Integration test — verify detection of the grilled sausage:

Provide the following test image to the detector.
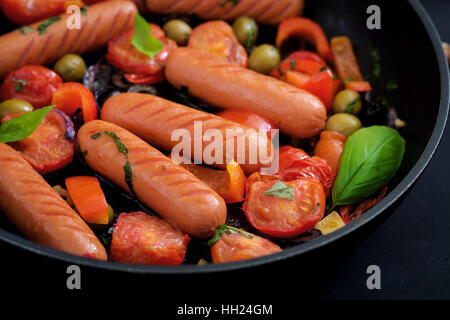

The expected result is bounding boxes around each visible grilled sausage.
[145,0,304,25]
[165,47,327,139]
[78,120,227,238]
[101,93,273,175]
[0,0,137,78]
[0,143,107,260]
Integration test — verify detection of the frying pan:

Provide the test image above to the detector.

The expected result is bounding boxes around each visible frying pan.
[0,0,448,274]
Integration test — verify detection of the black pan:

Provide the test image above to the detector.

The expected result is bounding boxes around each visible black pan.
[0,0,448,274]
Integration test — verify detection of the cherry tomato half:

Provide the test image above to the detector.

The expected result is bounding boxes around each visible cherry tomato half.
[106,23,177,83]
[2,109,75,174]
[243,173,325,238]
[0,66,62,108]
[211,231,282,263]
[110,211,191,265]
[278,146,335,197]
[189,21,248,68]
[51,82,98,122]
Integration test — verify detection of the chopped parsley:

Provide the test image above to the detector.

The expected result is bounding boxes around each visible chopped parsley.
[37,16,61,34]
[11,78,26,92]
[20,26,34,35]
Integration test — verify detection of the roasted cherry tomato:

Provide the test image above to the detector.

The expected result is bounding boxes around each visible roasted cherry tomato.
[314,130,347,173]
[51,82,98,122]
[276,17,333,62]
[110,211,191,265]
[106,23,177,84]
[243,173,325,238]
[2,109,75,174]
[65,176,109,225]
[217,109,278,140]
[0,66,62,108]
[211,231,282,263]
[278,146,335,197]
[285,50,326,65]
[182,160,246,204]
[189,20,248,68]
[0,0,65,26]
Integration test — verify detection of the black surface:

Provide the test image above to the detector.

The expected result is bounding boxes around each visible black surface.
[1,0,450,306]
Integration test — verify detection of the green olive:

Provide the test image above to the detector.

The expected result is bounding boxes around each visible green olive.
[332,89,362,114]
[0,99,33,120]
[163,19,192,45]
[248,44,280,74]
[326,113,362,136]
[53,54,87,81]
[232,16,258,48]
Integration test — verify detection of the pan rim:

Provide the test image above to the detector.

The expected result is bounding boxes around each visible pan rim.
[0,0,448,275]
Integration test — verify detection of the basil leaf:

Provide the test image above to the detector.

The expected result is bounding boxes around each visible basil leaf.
[0,106,55,143]
[131,13,163,60]
[263,180,294,200]
[331,126,405,208]
[80,6,88,16]
[208,225,253,246]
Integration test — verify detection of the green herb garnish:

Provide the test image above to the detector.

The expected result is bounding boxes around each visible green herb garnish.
[80,6,88,16]
[344,78,354,84]
[263,180,294,200]
[37,16,61,34]
[312,202,320,212]
[331,126,405,210]
[345,97,361,114]
[0,106,54,143]
[208,225,253,246]
[90,133,101,140]
[245,21,256,52]
[20,26,34,35]
[370,45,381,79]
[11,78,27,92]
[103,131,128,156]
[131,13,163,60]
[97,131,135,195]
[386,79,399,91]
[320,67,327,72]
[290,60,297,71]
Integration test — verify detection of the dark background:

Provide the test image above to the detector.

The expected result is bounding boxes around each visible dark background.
[1,0,449,307]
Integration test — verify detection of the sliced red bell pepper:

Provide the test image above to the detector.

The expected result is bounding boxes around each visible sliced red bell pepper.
[276,17,333,62]
[330,36,364,82]
[51,82,97,122]
[345,80,372,92]
[339,186,388,224]
[65,176,109,225]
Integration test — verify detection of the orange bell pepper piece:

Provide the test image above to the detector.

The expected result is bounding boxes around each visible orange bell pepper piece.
[65,176,109,225]
[182,160,246,204]
[330,36,364,83]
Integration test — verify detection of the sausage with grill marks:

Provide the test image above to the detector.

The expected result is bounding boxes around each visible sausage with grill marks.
[145,0,304,25]
[165,47,327,139]
[0,0,137,78]
[78,120,227,239]
[0,143,107,260]
[101,93,273,175]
